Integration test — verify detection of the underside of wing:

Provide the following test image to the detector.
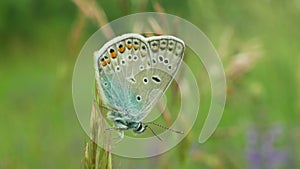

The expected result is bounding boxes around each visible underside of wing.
[130,35,185,121]
[94,34,152,113]
[94,34,185,122]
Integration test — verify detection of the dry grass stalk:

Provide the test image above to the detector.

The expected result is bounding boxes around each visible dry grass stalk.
[83,100,112,169]
[218,27,234,59]
[136,0,149,12]
[152,1,165,13]
[72,0,115,39]
[157,99,172,126]
[148,17,164,35]
[70,13,86,56]
[82,84,113,169]
[226,39,263,80]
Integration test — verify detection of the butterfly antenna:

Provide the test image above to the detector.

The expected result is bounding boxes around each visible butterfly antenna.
[145,125,162,141]
[145,122,184,134]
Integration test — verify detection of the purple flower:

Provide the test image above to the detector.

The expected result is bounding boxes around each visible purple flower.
[246,125,288,169]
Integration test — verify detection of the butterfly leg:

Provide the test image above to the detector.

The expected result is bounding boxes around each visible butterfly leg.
[111,131,124,144]
[106,120,127,144]
[109,130,125,144]
[118,130,124,139]
[105,127,125,144]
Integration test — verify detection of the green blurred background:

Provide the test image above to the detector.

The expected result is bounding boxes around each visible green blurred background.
[1,0,299,168]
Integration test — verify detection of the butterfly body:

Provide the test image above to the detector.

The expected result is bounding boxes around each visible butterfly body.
[94,33,185,136]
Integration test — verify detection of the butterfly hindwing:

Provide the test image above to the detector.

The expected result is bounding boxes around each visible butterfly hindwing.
[128,36,185,121]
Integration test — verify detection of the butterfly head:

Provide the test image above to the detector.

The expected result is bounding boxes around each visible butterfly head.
[133,121,147,134]
[114,118,147,134]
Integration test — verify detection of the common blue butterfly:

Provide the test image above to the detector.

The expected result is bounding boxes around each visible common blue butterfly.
[94,33,185,139]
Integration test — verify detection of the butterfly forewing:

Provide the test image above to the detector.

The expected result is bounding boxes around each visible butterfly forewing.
[94,34,152,113]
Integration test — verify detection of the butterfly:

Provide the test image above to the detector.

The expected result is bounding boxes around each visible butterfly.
[94,33,185,139]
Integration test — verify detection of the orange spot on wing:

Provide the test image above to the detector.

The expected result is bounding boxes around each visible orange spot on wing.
[133,45,139,50]
[110,52,117,58]
[101,61,107,66]
[106,59,111,64]
[126,44,132,49]
[118,47,125,53]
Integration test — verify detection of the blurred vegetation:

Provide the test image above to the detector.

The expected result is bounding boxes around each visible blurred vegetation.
[1,0,299,169]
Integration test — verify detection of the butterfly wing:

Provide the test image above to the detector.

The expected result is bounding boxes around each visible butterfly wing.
[94,34,153,115]
[94,34,185,122]
[128,36,185,121]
